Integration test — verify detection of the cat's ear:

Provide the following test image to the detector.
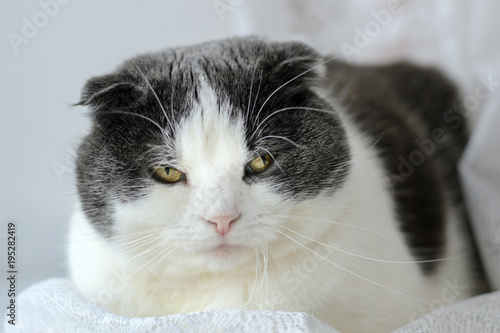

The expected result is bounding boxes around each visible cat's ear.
[77,73,143,111]
[269,41,327,85]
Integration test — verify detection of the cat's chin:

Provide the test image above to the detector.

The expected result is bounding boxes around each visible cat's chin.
[203,244,243,256]
[189,244,256,272]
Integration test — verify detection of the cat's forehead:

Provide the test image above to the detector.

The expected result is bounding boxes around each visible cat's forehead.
[118,37,322,124]
[174,78,249,178]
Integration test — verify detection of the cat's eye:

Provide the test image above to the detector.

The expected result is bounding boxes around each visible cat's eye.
[246,154,272,174]
[151,166,185,183]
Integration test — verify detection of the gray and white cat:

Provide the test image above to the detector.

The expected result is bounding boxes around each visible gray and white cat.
[68,37,486,332]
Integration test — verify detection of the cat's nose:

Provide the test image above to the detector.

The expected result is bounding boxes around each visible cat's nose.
[208,214,239,236]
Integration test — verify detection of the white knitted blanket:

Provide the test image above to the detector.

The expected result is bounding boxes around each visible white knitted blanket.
[4,278,500,333]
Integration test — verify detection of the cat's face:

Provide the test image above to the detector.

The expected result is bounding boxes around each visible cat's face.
[76,37,350,274]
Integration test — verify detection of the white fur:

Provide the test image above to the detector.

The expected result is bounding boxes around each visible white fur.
[68,81,475,333]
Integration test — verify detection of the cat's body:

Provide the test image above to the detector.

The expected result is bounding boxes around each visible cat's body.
[68,37,485,332]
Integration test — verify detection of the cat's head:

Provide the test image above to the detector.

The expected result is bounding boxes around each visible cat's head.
[76,37,350,273]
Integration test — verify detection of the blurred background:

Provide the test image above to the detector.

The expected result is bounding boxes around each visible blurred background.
[1,1,499,330]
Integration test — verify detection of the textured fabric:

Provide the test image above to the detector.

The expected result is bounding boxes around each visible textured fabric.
[460,95,500,290]
[5,279,500,333]
[392,290,500,333]
[5,279,339,333]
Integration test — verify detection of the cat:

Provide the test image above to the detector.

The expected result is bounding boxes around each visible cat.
[68,36,487,333]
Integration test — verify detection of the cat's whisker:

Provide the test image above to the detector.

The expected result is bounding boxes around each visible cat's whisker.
[248,244,263,310]
[132,243,181,295]
[268,214,401,244]
[250,70,264,125]
[92,236,162,260]
[102,227,165,249]
[129,240,180,278]
[278,224,465,265]
[63,227,162,248]
[126,235,175,259]
[132,244,178,284]
[262,225,430,305]
[112,234,160,249]
[64,237,162,267]
[125,142,178,173]
[263,242,269,306]
[250,107,382,172]
[256,135,304,149]
[110,130,134,148]
[136,66,175,133]
[111,234,158,246]
[253,56,340,129]
[250,106,334,142]
[258,244,267,307]
[118,237,168,262]
[110,226,165,240]
[243,247,261,310]
[148,146,178,167]
[170,79,176,121]
[331,131,386,171]
[303,292,316,315]
[255,146,283,173]
[123,145,164,172]
[100,110,171,141]
[245,66,258,125]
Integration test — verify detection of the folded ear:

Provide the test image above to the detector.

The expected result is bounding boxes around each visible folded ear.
[268,41,326,86]
[77,73,143,112]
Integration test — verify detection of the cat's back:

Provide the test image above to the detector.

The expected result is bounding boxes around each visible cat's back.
[326,60,468,159]
[326,60,485,285]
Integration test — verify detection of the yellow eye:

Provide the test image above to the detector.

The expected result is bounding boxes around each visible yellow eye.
[151,166,185,183]
[246,154,272,174]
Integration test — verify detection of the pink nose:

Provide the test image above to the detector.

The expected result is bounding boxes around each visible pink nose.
[208,215,239,236]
